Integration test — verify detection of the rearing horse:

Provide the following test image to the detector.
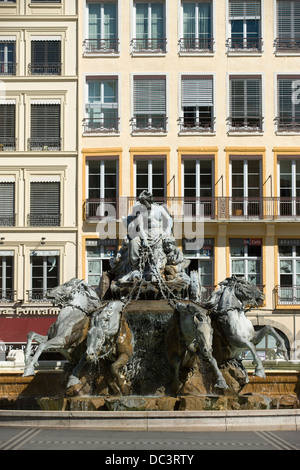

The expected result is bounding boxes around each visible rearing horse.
[203,276,288,379]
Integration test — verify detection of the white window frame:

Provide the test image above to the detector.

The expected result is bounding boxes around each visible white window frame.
[230,239,262,285]
[229,158,262,217]
[84,1,119,55]
[179,0,215,54]
[131,0,168,54]
[134,158,167,198]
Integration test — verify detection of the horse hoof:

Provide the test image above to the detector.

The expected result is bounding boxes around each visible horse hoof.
[253,369,266,379]
[67,375,82,388]
[22,366,35,377]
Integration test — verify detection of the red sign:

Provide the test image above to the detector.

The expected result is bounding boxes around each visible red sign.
[244,238,262,246]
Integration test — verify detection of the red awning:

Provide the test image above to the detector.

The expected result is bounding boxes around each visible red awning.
[0,317,55,343]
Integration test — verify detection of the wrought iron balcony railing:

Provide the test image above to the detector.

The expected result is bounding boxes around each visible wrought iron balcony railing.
[0,138,16,151]
[26,289,53,303]
[178,116,216,133]
[179,37,214,52]
[28,138,61,151]
[83,117,120,134]
[0,289,16,303]
[0,214,15,227]
[131,38,167,53]
[274,38,300,52]
[275,117,300,132]
[84,38,119,54]
[84,199,118,221]
[227,116,264,133]
[28,63,62,75]
[130,116,167,133]
[226,37,263,52]
[27,213,61,227]
[274,285,300,306]
[0,62,16,75]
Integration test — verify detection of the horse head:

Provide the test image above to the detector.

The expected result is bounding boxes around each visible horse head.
[175,302,213,359]
[231,276,265,308]
[47,278,101,314]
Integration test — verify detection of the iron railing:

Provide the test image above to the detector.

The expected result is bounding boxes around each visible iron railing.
[0,214,15,227]
[275,117,300,132]
[0,289,16,303]
[179,37,214,52]
[0,138,16,151]
[227,116,264,132]
[274,285,300,306]
[226,37,263,52]
[0,62,16,75]
[84,199,118,221]
[28,138,61,151]
[84,38,119,54]
[130,116,167,133]
[28,63,62,75]
[83,117,120,134]
[26,289,53,303]
[27,213,61,227]
[131,38,167,53]
[274,38,300,52]
[178,116,216,133]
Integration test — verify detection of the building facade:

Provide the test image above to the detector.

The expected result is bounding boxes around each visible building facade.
[0,0,78,352]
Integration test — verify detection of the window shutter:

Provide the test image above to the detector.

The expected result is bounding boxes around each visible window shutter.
[0,182,15,225]
[229,0,261,18]
[277,0,300,38]
[0,104,15,140]
[278,77,300,117]
[30,182,60,225]
[182,76,213,107]
[31,104,60,139]
[134,76,166,115]
[230,77,261,117]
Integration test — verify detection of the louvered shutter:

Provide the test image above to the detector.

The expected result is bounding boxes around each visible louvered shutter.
[31,104,60,148]
[182,76,213,107]
[134,76,166,115]
[230,77,262,117]
[30,182,60,226]
[278,77,300,118]
[0,182,15,226]
[277,0,300,38]
[229,0,261,18]
[0,104,15,147]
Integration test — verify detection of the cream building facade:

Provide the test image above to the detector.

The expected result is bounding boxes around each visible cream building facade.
[78,0,300,362]
[0,0,78,349]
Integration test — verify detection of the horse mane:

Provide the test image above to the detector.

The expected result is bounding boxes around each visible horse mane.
[203,277,243,313]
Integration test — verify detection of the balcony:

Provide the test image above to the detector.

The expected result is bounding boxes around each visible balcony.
[28,138,61,151]
[179,37,214,53]
[178,116,215,133]
[274,38,300,52]
[130,116,167,133]
[274,285,300,306]
[131,38,167,53]
[84,199,118,222]
[26,289,52,303]
[226,37,263,53]
[84,38,119,54]
[83,117,120,134]
[227,116,263,133]
[0,214,15,227]
[0,289,16,303]
[28,63,62,75]
[275,117,300,133]
[0,62,16,75]
[27,213,61,227]
[0,138,16,151]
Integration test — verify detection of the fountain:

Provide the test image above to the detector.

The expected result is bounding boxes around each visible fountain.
[20,191,299,412]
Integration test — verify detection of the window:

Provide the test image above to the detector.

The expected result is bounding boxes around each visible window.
[180,1,213,52]
[132,75,167,132]
[278,240,300,304]
[183,159,214,217]
[228,0,262,52]
[278,159,300,216]
[0,40,16,75]
[30,40,61,75]
[86,159,118,220]
[133,1,166,52]
[229,76,263,132]
[30,103,61,150]
[276,0,300,51]
[277,76,300,132]
[244,326,289,360]
[0,181,15,226]
[0,1,16,3]
[0,253,14,302]
[180,75,214,132]
[230,238,262,286]
[230,159,262,217]
[31,1,61,3]
[135,159,166,199]
[0,103,16,150]
[30,252,59,301]
[86,2,118,53]
[29,181,60,226]
[85,78,119,133]
[184,238,215,298]
[86,240,117,288]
